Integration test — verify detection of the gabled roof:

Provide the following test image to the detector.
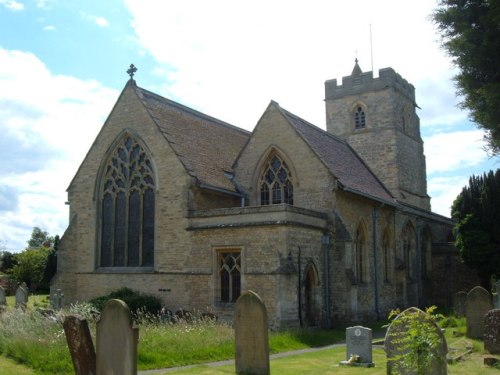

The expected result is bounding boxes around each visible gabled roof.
[274,103,396,205]
[133,83,251,193]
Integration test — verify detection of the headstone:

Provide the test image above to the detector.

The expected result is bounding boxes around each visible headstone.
[234,290,270,375]
[63,315,97,375]
[52,289,64,309]
[340,326,374,367]
[453,291,467,317]
[385,307,447,375]
[466,286,493,339]
[96,299,138,375]
[484,309,500,354]
[0,286,6,306]
[15,284,28,307]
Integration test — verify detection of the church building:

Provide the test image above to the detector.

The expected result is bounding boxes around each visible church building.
[51,62,477,327]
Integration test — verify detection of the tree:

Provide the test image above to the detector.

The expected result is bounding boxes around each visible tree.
[28,227,55,248]
[432,0,500,155]
[451,169,500,288]
[8,227,58,292]
[0,251,18,273]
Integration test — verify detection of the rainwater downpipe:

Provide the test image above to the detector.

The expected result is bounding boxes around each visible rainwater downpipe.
[372,206,381,321]
[322,233,331,328]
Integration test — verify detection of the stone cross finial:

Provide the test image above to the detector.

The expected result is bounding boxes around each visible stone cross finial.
[127,64,137,80]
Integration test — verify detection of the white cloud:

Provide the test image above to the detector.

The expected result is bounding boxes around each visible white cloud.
[0,0,24,11]
[43,25,56,31]
[427,175,466,217]
[0,47,118,251]
[424,130,488,174]
[80,12,109,28]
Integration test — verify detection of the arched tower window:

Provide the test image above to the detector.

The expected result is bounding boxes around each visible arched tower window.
[354,106,366,129]
[355,224,367,284]
[99,135,155,268]
[259,153,293,205]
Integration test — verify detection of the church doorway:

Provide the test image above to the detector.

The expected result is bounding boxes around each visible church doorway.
[304,263,319,326]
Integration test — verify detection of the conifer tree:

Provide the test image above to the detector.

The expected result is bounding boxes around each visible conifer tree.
[451,169,500,288]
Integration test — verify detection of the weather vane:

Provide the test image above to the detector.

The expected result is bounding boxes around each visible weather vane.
[127,64,137,80]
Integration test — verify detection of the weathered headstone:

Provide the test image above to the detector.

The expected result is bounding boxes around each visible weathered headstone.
[63,315,96,375]
[96,299,138,375]
[52,288,64,310]
[466,286,493,339]
[453,291,467,317]
[234,290,270,375]
[15,284,28,307]
[385,307,447,375]
[0,286,6,306]
[484,309,500,354]
[340,326,374,367]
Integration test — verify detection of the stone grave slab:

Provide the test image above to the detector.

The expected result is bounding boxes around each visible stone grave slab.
[0,286,6,306]
[466,286,493,339]
[484,309,500,354]
[340,325,374,367]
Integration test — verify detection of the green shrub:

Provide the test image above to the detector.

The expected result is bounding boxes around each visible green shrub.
[88,287,162,316]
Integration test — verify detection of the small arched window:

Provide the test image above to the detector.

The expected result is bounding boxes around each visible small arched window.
[354,106,366,129]
[259,154,293,205]
[99,135,155,268]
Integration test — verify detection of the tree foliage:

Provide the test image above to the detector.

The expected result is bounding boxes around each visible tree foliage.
[0,251,18,273]
[451,169,500,288]
[432,0,500,155]
[7,227,58,293]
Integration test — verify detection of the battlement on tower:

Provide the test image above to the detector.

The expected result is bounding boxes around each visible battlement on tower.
[325,67,415,102]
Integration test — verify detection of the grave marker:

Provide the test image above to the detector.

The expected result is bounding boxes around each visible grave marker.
[15,284,28,307]
[453,291,467,317]
[484,309,500,354]
[96,299,138,375]
[466,286,493,339]
[234,290,270,375]
[385,307,447,375]
[340,326,374,367]
[63,315,96,375]
[0,286,6,306]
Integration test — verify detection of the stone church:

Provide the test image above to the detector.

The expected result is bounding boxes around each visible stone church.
[51,61,477,328]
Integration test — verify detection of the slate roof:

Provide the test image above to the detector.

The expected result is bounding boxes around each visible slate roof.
[275,103,396,205]
[133,81,394,205]
[134,84,250,193]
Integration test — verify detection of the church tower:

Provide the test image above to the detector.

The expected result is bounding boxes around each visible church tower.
[324,60,430,210]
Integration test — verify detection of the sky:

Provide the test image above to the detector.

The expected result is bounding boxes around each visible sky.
[0,0,498,252]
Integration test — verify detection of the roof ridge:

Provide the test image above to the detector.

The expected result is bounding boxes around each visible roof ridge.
[134,85,251,136]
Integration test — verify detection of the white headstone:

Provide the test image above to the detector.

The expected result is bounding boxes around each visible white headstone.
[343,326,374,366]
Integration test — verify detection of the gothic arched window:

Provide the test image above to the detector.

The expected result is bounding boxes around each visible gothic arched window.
[259,154,293,205]
[354,106,366,129]
[355,225,367,284]
[99,135,155,268]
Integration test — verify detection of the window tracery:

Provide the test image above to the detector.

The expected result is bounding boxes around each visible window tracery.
[218,250,241,303]
[354,106,366,129]
[259,154,293,205]
[99,135,155,268]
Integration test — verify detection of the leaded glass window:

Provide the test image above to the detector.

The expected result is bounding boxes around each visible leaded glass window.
[354,106,366,129]
[355,226,366,283]
[219,250,241,303]
[100,135,155,268]
[259,154,293,205]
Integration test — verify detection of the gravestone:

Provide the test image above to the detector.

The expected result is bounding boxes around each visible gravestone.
[52,289,64,310]
[385,307,447,375]
[63,315,96,375]
[234,290,270,375]
[96,299,138,375]
[453,291,467,317]
[466,286,493,339]
[15,284,28,307]
[0,286,6,306]
[340,326,374,367]
[484,309,500,354]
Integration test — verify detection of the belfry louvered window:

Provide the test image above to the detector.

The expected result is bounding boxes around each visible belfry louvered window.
[259,154,293,205]
[100,135,155,268]
[354,106,366,129]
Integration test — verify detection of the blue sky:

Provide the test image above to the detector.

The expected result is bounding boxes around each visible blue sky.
[0,0,498,252]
